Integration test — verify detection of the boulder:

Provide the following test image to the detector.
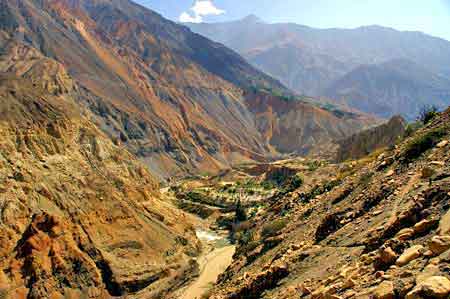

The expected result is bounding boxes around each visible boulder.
[438,210,450,235]
[342,278,356,289]
[396,245,424,266]
[413,219,438,234]
[378,247,397,266]
[421,276,450,298]
[385,170,395,177]
[396,228,415,241]
[436,140,449,148]
[430,161,445,166]
[438,249,450,262]
[406,276,450,299]
[416,264,441,285]
[429,235,450,255]
[405,288,422,299]
[0,271,9,294]
[311,284,340,299]
[373,281,395,299]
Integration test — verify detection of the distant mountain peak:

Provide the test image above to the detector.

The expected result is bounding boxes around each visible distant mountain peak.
[241,14,264,24]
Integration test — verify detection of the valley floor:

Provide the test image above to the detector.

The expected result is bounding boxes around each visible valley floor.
[180,240,235,299]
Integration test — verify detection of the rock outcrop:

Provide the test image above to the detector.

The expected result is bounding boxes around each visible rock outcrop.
[0,58,199,298]
[336,115,407,162]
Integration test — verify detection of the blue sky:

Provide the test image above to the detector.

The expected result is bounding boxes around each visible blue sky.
[136,0,450,41]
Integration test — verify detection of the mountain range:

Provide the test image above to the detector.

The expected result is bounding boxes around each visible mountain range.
[187,16,450,120]
[0,0,375,180]
[1,1,450,298]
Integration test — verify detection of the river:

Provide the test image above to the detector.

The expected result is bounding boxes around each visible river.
[180,229,235,299]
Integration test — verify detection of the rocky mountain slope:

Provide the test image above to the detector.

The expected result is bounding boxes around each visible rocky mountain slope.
[187,18,450,119]
[189,108,450,298]
[336,115,407,162]
[0,49,201,298]
[0,0,376,180]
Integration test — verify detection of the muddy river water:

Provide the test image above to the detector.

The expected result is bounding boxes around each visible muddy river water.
[180,229,235,299]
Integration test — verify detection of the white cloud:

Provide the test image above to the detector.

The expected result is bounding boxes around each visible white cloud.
[179,0,225,23]
[179,12,202,23]
[191,0,225,16]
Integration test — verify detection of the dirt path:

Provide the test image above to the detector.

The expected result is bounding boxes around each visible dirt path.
[181,245,235,299]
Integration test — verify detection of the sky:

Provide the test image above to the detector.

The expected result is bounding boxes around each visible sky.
[135,0,450,41]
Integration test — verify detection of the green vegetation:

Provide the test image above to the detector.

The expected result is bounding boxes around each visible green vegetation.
[235,199,247,222]
[270,171,290,185]
[232,221,254,247]
[288,175,304,189]
[248,85,301,102]
[404,121,423,137]
[261,181,276,190]
[307,160,322,171]
[176,201,214,219]
[320,103,358,119]
[418,105,439,125]
[178,190,230,211]
[359,172,374,187]
[281,174,304,193]
[219,178,277,198]
[298,179,342,203]
[402,127,447,163]
[261,219,288,238]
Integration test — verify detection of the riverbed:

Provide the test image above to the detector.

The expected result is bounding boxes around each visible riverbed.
[180,229,235,299]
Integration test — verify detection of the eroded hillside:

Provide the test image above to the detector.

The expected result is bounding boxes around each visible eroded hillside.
[0,52,200,298]
[176,109,450,299]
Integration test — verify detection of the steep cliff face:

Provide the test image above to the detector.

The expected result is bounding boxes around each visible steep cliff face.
[336,115,407,162]
[244,90,377,154]
[0,50,199,298]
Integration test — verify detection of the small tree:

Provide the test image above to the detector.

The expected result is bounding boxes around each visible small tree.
[235,199,247,222]
[418,105,439,125]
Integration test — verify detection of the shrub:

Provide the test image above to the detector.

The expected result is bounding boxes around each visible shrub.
[402,127,447,163]
[261,219,287,238]
[288,175,303,189]
[232,221,253,245]
[271,171,289,185]
[282,174,304,193]
[235,199,247,222]
[404,122,423,137]
[261,181,275,190]
[359,172,374,187]
[307,160,322,171]
[237,229,254,245]
[298,179,341,203]
[418,105,439,124]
